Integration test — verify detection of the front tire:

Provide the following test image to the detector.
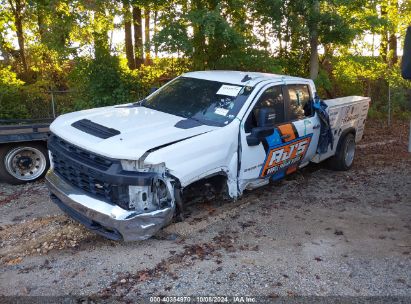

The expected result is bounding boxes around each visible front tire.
[328,133,356,171]
[0,142,50,184]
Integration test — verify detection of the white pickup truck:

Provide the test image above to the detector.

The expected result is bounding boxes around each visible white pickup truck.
[46,71,370,241]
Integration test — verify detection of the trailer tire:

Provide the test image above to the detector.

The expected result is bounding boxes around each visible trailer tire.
[0,142,49,185]
[328,133,356,171]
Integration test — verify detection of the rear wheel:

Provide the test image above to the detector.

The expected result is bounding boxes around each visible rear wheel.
[328,133,356,171]
[0,143,49,184]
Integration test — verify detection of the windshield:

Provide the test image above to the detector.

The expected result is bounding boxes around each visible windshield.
[142,77,254,127]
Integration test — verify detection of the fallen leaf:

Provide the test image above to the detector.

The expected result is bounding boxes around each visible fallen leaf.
[6,257,23,265]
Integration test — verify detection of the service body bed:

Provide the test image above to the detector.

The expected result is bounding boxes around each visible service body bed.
[312,96,370,163]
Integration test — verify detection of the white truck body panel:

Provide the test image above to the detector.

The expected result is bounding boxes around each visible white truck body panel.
[145,121,239,192]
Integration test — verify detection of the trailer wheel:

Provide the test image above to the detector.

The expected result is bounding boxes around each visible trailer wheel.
[0,143,49,184]
[328,133,356,171]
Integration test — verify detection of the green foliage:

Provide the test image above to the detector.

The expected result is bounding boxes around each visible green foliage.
[133,57,191,96]
[314,69,333,95]
[152,19,192,55]
[0,65,60,119]
[214,48,283,73]
[69,52,137,109]
[0,0,409,121]
[0,66,27,119]
[22,80,56,118]
[321,55,411,118]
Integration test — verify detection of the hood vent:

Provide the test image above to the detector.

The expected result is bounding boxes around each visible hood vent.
[71,119,120,139]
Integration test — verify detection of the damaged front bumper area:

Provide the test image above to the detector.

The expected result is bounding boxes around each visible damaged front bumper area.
[46,134,176,241]
[46,170,175,241]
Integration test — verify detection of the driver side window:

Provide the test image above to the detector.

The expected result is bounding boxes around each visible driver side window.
[244,85,285,133]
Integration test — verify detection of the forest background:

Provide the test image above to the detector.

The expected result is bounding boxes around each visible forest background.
[0,0,410,120]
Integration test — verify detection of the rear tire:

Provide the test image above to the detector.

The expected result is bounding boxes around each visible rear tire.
[328,133,356,171]
[0,142,49,185]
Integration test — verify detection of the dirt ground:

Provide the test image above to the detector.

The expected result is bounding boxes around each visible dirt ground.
[0,120,410,299]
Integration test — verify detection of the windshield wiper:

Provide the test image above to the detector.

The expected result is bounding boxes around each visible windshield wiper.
[187,116,204,124]
[176,112,203,124]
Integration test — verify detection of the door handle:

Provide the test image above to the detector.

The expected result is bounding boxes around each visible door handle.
[281,134,291,139]
[313,124,321,129]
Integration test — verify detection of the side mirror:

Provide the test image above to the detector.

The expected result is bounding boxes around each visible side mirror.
[257,107,277,128]
[246,107,276,146]
[246,127,275,146]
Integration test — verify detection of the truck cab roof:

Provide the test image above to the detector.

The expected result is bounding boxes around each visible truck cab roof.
[182,70,311,87]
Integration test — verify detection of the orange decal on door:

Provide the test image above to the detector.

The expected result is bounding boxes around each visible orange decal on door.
[260,135,312,178]
[277,123,298,142]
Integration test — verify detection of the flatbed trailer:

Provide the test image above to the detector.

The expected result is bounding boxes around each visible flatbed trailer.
[0,118,53,184]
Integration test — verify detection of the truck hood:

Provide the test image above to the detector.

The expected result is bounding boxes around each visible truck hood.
[50,105,218,160]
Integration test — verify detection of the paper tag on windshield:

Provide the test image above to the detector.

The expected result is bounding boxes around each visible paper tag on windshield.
[215,107,229,116]
[216,85,242,97]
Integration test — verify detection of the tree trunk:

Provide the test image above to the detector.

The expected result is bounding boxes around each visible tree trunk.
[144,8,151,64]
[36,2,57,82]
[133,6,143,68]
[388,0,398,65]
[205,0,222,69]
[192,0,206,70]
[309,0,320,80]
[9,0,28,74]
[153,10,158,58]
[322,45,335,99]
[278,28,283,55]
[123,1,135,69]
[388,32,397,64]
[93,10,110,59]
[192,26,205,70]
[263,24,268,53]
[380,4,388,62]
[309,34,319,80]
[37,6,46,44]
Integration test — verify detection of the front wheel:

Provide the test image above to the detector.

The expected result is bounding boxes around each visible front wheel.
[0,143,50,184]
[328,133,356,171]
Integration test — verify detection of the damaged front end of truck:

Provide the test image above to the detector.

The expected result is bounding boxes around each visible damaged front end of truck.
[46,134,177,241]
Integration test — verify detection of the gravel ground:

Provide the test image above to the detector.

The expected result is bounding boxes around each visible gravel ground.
[0,120,410,299]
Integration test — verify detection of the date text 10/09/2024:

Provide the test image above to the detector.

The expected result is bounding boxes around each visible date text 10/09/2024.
[149,296,257,303]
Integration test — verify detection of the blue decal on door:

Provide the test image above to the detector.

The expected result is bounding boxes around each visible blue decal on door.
[260,122,313,180]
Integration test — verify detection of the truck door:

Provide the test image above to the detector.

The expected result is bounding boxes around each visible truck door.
[239,83,320,187]
[284,83,320,166]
